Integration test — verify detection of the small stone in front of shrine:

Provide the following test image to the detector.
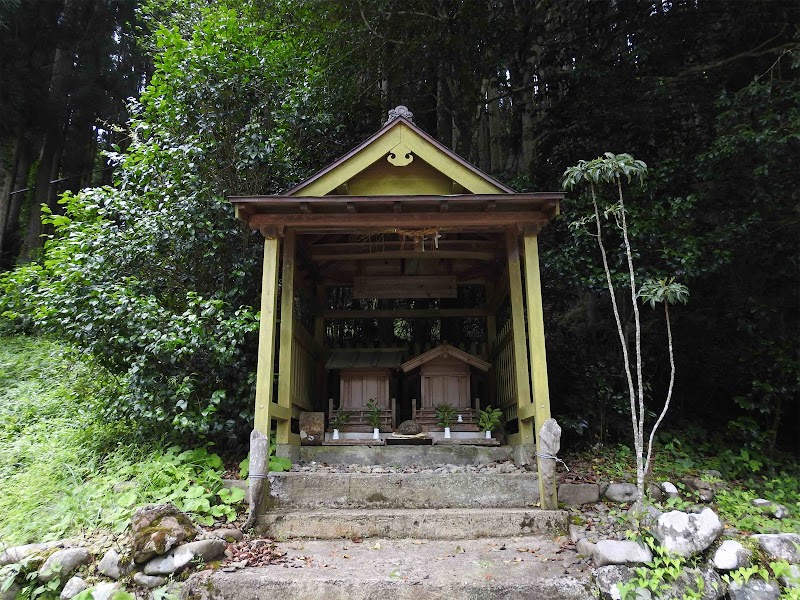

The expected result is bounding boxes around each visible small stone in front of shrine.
[395,420,422,435]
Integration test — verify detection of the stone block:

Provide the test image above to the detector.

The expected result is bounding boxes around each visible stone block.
[655,508,723,557]
[559,483,600,506]
[604,483,638,503]
[592,540,652,567]
[300,411,325,445]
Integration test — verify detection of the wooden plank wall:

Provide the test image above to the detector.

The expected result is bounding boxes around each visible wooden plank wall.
[491,318,516,424]
[291,319,318,416]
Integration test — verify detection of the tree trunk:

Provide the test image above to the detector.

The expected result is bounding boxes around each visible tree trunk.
[436,61,453,147]
[20,42,71,260]
[0,136,18,262]
[2,137,34,268]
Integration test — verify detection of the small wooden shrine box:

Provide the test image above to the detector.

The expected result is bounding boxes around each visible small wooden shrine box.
[325,348,404,431]
[400,344,490,429]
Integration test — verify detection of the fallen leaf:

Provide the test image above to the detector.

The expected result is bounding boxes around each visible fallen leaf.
[372,542,381,550]
[352,537,363,543]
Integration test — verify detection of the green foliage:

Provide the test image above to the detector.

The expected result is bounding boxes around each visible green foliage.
[562,152,648,190]
[435,403,456,428]
[365,400,383,429]
[477,405,503,432]
[237,434,291,478]
[617,539,690,600]
[0,2,356,440]
[329,410,350,430]
[714,485,800,535]
[0,556,61,600]
[0,336,246,544]
[638,278,689,309]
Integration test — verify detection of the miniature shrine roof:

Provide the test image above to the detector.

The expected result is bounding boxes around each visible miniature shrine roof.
[325,348,406,370]
[400,343,491,373]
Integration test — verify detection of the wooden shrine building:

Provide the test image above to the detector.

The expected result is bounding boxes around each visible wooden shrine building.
[231,106,563,475]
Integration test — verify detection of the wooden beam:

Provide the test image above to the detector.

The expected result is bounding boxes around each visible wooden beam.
[248,212,549,230]
[323,308,487,319]
[311,240,499,253]
[311,249,495,261]
[487,265,510,313]
[269,402,291,422]
[505,227,534,446]
[233,193,562,209]
[523,232,554,507]
[254,237,281,436]
[523,233,551,422]
[276,229,297,446]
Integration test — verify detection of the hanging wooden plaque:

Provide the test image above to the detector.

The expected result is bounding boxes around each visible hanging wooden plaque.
[353,276,457,299]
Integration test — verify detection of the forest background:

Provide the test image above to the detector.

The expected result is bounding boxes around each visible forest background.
[0,0,797,462]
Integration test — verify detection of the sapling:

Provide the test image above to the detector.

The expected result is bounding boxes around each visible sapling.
[563,153,689,508]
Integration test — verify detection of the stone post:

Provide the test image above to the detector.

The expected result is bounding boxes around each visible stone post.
[244,429,269,530]
[539,418,561,510]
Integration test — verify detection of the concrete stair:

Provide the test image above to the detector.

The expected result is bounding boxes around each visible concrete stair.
[257,507,567,540]
[268,471,539,509]
[183,447,587,599]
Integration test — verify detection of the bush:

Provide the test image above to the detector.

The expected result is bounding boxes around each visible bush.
[0,336,247,545]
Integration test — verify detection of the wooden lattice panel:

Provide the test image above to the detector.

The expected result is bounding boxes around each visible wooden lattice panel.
[353,276,457,299]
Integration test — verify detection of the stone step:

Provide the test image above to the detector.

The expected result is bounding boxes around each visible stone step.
[183,536,592,600]
[256,507,567,540]
[297,444,517,467]
[268,472,539,509]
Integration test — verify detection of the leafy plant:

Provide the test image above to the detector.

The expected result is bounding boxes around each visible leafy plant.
[0,557,62,600]
[237,433,291,478]
[329,410,350,430]
[563,153,689,508]
[617,539,692,600]
[365,399,383,429]
[435,403,455,428]
[478,405,503,432]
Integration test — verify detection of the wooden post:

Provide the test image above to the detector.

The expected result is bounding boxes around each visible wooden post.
[485,282,497,350]
[522,232,551,424]
[523,230,555,508]
[505,227,534,446]
[314,284,326,413]
[253,234,281,437]
[277,229,297,445]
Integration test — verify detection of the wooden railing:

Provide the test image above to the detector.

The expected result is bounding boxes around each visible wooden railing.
[290,319,318,416]
[491,318,517,424]
[327,397,396,431]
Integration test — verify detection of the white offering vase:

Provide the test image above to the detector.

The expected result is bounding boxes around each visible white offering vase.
[372,428,380,440]
[332,429,340,440]
[444,427,451,438]
[485,430,492,439]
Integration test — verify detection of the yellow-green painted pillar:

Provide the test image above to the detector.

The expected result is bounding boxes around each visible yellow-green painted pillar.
[253,233,281,437]
[276,229,298,446]
[505,227,534,446]
[522,230,556,508]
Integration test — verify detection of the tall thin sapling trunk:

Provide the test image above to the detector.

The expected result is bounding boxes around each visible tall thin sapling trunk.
[563,153,689,507]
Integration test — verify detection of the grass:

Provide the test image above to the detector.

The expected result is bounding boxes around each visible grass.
[563,436,800,535]
[0,335,245,547]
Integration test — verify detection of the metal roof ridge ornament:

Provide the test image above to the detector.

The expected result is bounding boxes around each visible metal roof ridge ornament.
[385,105,413,124]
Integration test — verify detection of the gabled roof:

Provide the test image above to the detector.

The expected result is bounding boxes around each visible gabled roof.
[325,348,405,370]
[400,343,491,373]
[285,107,515,197]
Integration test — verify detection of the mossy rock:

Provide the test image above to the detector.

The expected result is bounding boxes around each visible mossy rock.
[131,503,199,564]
